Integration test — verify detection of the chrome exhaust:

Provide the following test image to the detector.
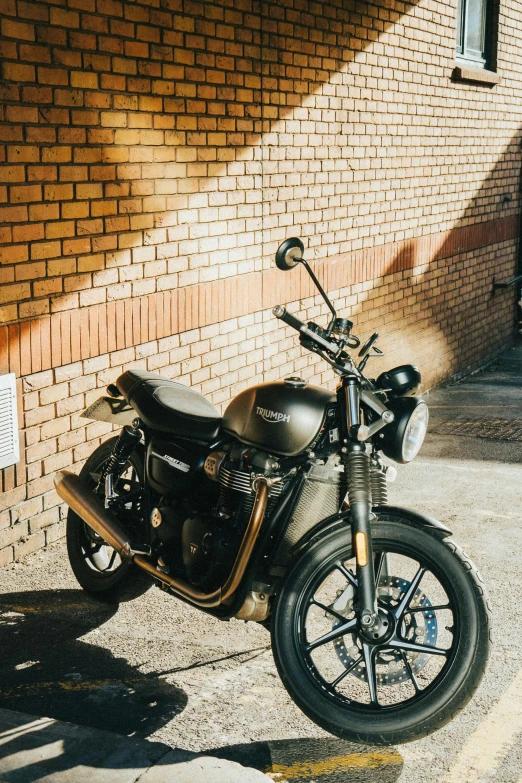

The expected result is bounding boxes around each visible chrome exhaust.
[54,470,269,609]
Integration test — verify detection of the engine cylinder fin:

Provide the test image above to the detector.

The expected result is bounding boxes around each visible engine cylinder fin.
[219,466,252,494]
[219,466,285,496]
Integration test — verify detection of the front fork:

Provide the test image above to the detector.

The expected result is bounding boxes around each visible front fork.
[342,377,387,640]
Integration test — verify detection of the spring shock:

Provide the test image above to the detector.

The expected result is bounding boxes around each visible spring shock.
[370,460,388,506]
[97,425,141,504]
[347,449,372,506]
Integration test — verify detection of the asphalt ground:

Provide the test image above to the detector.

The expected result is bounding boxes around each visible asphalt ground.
[1,343,522,782]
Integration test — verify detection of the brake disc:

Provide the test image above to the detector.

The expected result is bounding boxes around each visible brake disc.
[331,576,438,686]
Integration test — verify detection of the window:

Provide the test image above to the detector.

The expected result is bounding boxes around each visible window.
[456,0,492,68]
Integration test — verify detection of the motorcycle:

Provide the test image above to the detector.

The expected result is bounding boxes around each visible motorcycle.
[54,237,491,745]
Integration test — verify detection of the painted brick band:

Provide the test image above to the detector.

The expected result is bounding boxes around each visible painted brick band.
[0,215,517,378]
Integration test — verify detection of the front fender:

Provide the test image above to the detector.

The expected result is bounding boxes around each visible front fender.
[372,505,452,536]
[290,504,452,563]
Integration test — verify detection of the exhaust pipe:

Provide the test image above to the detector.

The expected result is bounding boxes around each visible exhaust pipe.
[54,470,269,609]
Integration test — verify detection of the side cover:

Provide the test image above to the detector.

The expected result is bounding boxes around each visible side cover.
[146,434,206,494]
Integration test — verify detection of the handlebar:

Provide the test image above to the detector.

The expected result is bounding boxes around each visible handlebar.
[272,306,339,354]
[272,305,305,332]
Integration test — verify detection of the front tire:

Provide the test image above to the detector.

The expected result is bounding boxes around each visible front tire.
[67,437,153,603]
[271,515,491,745]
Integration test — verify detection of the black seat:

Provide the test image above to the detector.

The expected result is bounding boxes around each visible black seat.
[116,369,221,442]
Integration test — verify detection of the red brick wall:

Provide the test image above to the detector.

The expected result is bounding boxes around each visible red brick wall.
[0,0,521,563]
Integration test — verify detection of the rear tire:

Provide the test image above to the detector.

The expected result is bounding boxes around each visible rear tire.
[271,515,491,745]
[67,437,153,603]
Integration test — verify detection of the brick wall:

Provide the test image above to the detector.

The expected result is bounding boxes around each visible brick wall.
[1,0,521,564]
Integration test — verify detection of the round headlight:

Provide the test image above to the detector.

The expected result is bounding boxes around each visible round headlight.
[378,398,429,464]
[401,401,429,462]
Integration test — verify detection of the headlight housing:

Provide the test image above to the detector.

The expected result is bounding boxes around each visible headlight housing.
[378,397,429,463]
[376,364,421,397]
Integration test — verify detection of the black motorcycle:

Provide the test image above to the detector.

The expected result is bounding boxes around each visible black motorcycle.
[55,237,491,745]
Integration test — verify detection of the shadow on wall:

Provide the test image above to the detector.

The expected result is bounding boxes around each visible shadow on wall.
[271,130,521,394]
[331,128,519,376]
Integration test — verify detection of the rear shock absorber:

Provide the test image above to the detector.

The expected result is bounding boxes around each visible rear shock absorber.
[97,424,142,507]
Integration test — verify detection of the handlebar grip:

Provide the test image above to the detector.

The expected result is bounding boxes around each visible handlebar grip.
[272,305,305,332]
[273,305,340,354]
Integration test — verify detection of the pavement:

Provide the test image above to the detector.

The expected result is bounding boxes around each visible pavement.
[0,341,521,782]
[0,708,271,783]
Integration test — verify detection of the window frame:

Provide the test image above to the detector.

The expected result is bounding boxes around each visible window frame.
[455,0,493,70]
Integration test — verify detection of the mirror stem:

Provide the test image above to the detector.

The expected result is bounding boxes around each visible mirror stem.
[299,258,337,327]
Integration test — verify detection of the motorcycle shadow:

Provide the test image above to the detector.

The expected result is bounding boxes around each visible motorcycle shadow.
[0,589,187,737]
[0,590,404,783]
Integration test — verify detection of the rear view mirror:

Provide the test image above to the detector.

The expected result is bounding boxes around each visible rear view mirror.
[275,237,304,271]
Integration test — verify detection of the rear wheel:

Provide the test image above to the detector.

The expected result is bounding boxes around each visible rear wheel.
[271,516,491,745]
[67,437,153,603]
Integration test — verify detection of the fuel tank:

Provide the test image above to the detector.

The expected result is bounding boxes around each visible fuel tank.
[222,378,335,457]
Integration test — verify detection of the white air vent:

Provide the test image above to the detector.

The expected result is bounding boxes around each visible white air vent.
[0,373,20,470]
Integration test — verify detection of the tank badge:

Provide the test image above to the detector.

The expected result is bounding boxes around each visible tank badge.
[152,451,190,472]
[256,406,290,424]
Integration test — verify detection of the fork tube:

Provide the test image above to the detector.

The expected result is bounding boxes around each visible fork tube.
[343,377,379,631]
[345,376,360,433]
[348,443,379,628]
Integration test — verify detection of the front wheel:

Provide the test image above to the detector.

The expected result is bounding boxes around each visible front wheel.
[271,515,491,745]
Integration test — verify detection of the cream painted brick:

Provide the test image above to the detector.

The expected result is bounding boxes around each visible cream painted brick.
[147,352,170,370]
[1,521,29,547]
[25,403,56,428]
[46,519,66,544]
[135,341,158,359]
[54,363,83,383]
[14,531,46,561]
[83,354,111,374]
[69,375,96,396]
[23,370,54,392]
[56,395,84,417]
[0,546,14,568]
[30,507,61,533]
[39,382,69,406]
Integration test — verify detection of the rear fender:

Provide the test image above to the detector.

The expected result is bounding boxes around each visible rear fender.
[82,396,136,426]
[289,504,452,563]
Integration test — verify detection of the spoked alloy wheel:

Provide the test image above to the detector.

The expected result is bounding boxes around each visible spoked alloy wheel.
[67,437,153,603]
[78,463,139,576]
[272,516,491,745]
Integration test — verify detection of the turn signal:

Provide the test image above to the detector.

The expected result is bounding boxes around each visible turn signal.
[355,532,368,567]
